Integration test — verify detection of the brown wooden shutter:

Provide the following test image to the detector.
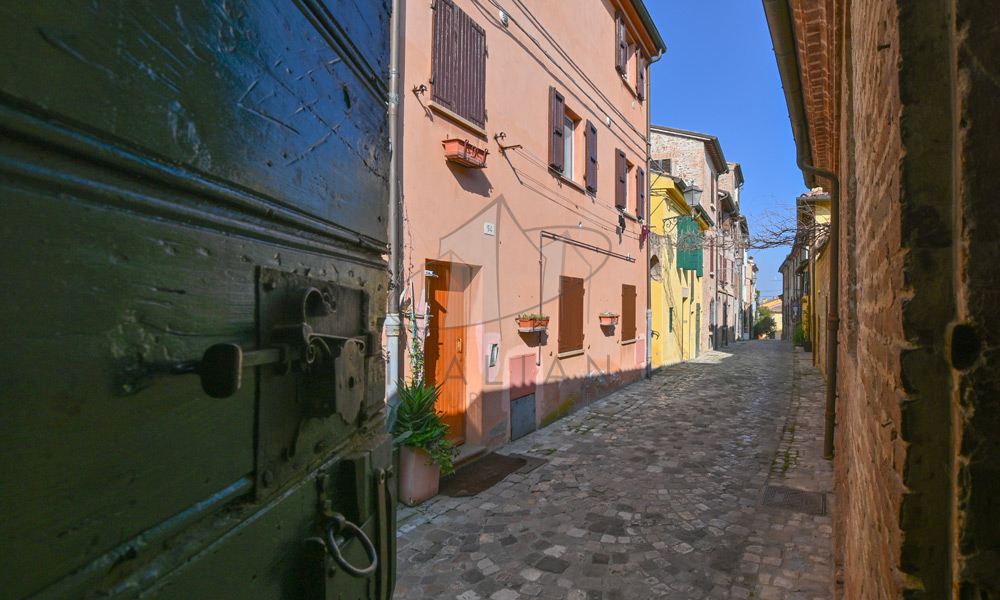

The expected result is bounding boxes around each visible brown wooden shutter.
[549,87,565,171]
[431,0,486,128]
[559,276,585,353]
[636,52,646,100]
[464,17,487,127]
[432,0,457,110]
[622,284,637,341]
[615,149,627,209]
[615,11,627,74]
[636,166,645,218]
[586,121,598,192]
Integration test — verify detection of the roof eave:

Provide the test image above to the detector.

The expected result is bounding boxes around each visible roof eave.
[761,0,818,188]
[630,0,667,55]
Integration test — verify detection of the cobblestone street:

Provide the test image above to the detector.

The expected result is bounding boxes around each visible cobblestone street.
[394,340,834,599]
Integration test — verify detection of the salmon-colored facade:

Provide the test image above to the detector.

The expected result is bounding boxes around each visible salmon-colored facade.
[398,0,665,454]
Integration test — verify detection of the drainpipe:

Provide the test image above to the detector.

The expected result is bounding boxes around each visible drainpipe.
[762,0,840,459]
[385,0,402,429]
[646,48,664,378]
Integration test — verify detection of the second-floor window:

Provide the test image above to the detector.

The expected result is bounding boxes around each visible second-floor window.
[615,11,646,100]
[432,0,486,128]
[550,88,597,191]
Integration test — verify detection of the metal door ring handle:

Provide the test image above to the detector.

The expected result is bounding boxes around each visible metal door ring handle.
[325,513,378,577]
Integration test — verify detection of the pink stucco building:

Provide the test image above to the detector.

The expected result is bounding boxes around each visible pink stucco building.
[397,0,665,456]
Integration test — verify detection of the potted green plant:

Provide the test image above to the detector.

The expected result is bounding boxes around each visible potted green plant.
[793,323,806,347]
[599,311,620,326]
[391,379,455,505]
[516,313,549,330]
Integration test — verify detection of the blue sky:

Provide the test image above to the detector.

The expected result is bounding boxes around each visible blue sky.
[647,1,805,300]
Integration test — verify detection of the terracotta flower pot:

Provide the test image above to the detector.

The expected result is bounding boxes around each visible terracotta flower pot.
[442,138,489,168]
[398,446,440,506]
[599,314,619,326]
[517,317,548,330]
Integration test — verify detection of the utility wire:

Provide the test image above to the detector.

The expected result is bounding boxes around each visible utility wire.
[477,0,649,160]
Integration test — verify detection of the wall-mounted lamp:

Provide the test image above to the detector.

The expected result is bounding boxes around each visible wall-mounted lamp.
[683,185,703,208]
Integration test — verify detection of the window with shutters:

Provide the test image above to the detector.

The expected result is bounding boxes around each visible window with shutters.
[549,87,585,185]
[621,284,637,342]
[615,149,633,211]
[558,276,585,355]
[614,10,646,101]
[432,0,486,129]
[650,158,671,175]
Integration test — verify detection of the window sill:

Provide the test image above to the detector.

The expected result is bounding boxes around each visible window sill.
[621,338,637,346]
[551,170,588,194]
[621,75,640,101]
[557,349,584,359]
[429,101,487,139]
[619,210,640,222]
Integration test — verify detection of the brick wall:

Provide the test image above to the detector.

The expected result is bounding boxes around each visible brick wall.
[799,0,1000,596]
[832,0,908,596]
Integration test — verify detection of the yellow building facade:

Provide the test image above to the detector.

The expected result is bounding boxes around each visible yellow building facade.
[649,175,711,368]
[803,193,832,372]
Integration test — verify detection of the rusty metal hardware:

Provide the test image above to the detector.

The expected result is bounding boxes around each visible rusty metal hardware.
[374,466,395,599]
[172,287,367,399]
[322,512,378,577]
[171,343,292,398]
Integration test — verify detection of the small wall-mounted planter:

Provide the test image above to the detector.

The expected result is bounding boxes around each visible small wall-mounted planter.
[599,313,620,326]
[443,138,489,168]
[517,316,549,332]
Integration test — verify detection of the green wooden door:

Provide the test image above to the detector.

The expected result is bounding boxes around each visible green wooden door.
[0,2,394,598]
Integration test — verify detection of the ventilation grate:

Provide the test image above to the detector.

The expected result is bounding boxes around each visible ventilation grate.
[761,485,826,515]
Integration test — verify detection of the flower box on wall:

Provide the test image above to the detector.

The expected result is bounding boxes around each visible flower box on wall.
[443,138,489,168]
[599,313,620,326]
[516,315,549,331]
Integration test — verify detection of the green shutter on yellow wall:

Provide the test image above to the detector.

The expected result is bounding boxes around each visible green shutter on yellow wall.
[676,217,704,277]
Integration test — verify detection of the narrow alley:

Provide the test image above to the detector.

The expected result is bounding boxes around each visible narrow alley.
[394,341,833,600]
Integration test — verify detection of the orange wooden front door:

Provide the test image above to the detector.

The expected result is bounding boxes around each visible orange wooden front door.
[424,262,469,445]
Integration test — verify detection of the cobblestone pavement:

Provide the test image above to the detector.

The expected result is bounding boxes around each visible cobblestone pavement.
[394,341,834,599]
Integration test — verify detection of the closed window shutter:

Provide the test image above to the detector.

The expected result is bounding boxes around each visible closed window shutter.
[466,19,487,127]
[559,276,585,353]
[615,149,627,209]
[615,11,627,74]
[432,0,486,128]
[586,121,598,192]
[636,52,646,100]
[622,284,637,341]
[549,87,565,170]
[636,166,645,217]
[432,0,457,110]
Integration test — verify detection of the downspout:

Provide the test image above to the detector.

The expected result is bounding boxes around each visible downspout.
[762,0,840,459]
[385,0,402,429]
[646,48,664,379]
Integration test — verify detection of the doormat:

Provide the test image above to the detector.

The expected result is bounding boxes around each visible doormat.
[760,485,826,516]
[508,453,547,474]
[439,453,531,497]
